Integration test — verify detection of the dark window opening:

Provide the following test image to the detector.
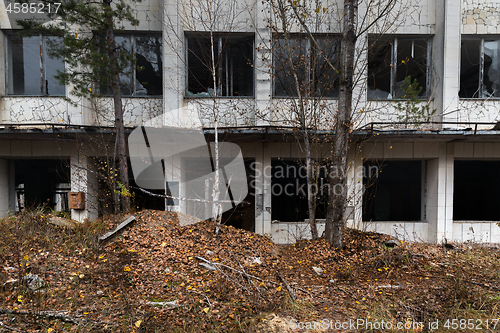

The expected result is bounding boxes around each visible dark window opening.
[271,159,328,222]
[363,160,422,221]
[128,179,167,212]
[15,159,70,212]
[368,36,429,100]
[7,34,65,96]
[186,33,254,97]
[100,33,163,96]
[454,161,500,221]
[273,34,340,98]
[182,156,254,230]
[460,39,500,98]
[221,159,255,231]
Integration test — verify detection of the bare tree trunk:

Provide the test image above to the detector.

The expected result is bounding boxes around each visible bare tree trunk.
[325,0,357,248]
[208,8,222,234]
[304,135,318,240]
[104,0,130,214]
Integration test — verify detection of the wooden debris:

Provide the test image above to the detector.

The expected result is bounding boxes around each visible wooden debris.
[98,215,136,243]
[277,272,295,301]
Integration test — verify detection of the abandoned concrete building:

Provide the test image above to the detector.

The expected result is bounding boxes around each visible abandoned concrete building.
[1,0,500,244]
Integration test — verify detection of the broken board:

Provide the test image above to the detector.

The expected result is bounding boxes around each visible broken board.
[99,215,136,243]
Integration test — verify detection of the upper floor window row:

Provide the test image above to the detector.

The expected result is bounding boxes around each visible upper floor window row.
[6,33,65,96]
[368,36,431,100]
[273,34,340,98]
[186,33,254,97]
[460,38,500,99]
[6,32,163,97]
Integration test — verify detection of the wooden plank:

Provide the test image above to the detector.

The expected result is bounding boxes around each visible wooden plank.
[99,215,136,243]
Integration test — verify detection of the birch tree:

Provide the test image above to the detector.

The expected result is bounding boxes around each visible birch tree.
[163,0,254,231]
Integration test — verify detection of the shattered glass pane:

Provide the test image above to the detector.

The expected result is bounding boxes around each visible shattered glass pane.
[368,38,392,99]
[483,40,500,98]
[135,34,163,96]
[460,40,481,98]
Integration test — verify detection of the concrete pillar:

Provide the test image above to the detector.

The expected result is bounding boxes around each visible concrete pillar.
[165,155,180,213]
[254,142,272,236]
[426,143,454,243]
[255,0,272,126]
[443,143,455,241]
[426,158,439,242]
[0,159,9,218]
[70,155,98,222]
[434,0,461,122]
[346,145,365,229]
[163,0,184,127]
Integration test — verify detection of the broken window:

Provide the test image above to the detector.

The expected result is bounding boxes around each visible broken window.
[102,33,163,96]
[271,159,328,222]
[454,161,500,220]
[15,160,70,212]
[368,36,430,99]
[460,39,500,98]
[6,34,65,95]
[186,33,254,97]
[273,34,340,97]
[363,160,422,221]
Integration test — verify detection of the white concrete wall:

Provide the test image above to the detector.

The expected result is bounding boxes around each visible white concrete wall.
[361,222,429,242]
[365,0,435,35]
[453,221,500,243]
[271,221,326,244]
[186,99,256,127]
[362,101,438,127]
[1,97,74,124]
[92,98,163,126]
[455,100,500,127]
[462,0,500,34]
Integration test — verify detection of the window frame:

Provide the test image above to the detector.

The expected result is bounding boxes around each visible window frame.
[272,33,341,98]
[5,32,66,96]
[270,158,329,223]
[459,37,500,99]
[453,160,500,221]
[184,32,255,98]
[362,159,426,222]
[107,32,163,97]
[367,35,432,100]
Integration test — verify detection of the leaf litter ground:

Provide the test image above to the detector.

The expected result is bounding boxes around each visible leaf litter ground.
[1,209,499,332]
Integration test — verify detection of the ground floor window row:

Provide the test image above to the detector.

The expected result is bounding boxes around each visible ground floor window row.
[270,159,500,223]
[9,159,500,224]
